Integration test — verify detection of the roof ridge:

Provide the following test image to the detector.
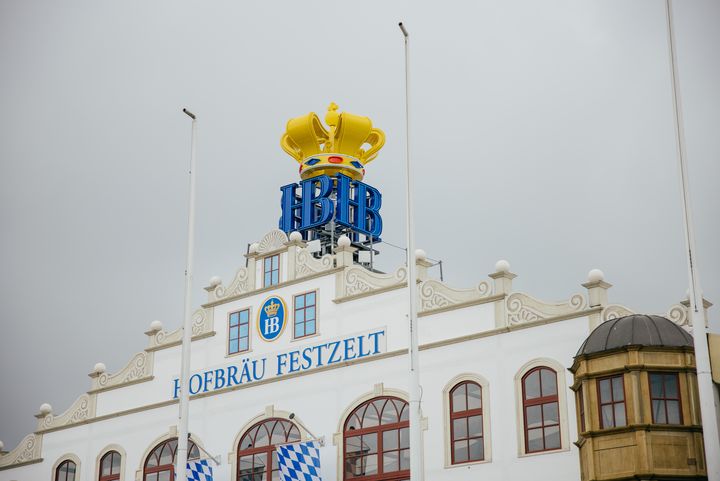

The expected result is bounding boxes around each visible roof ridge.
[604,316,623,351]
[650,314,665,345]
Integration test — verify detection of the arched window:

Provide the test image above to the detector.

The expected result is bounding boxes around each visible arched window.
[237,418,300,481]
[144,438,199,481]
[450,381,484,464]
[522,367,561,453]
[343,396,409,481]
[55,460,77,481]
[99,451,121,481]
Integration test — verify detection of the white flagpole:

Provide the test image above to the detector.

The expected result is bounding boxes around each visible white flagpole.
[177,107,198,481]
[398,22,424,481]
[664,2,720,479]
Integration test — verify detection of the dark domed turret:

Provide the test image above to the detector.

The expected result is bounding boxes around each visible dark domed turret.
[571,313,704,480]
[576,314,692,357]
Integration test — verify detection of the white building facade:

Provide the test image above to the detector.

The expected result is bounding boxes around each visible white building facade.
[2,104,713,481]
[0,226,702,481]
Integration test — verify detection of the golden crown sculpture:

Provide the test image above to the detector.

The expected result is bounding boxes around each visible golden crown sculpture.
[281,103,385,181]
[264,300,280,317]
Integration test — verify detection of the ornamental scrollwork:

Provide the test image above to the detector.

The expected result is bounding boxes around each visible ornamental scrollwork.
[666,304,690,327]
[295,247,334,279]
[0,433,42,468]
[191,308,212,335]
[90,351,153,392]
[150,308,214,349]
[36,394,95,432]
[419,280,492,312]
[256,229,288,255]
[506,292,587,325]
[600,304,635,322]
[343,265,407,298]
[210,267,250,301]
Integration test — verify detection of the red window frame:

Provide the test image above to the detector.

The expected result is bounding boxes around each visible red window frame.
[228,308,250,355]
[449,381,484,464]
[143,438,199,481]
[597,375,627,429]
[521,366,561,454]
[55,460,77,481]
[343,396,410,481]
[98,450,121,481]
[263,254,280,287]
[293,290,317,339]
[649,372,683,425]
[236,418,300,481]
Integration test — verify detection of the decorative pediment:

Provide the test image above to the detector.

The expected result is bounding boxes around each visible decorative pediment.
[256,230,289,255]
[601,302,699,331]
[0,433,42,470]
[419,279,493,313]
[336,265,407,301]
[295,247,334,279]
[146,308,214,351]
[36,394,96,432]
[208,267,251,302]
[506,292,587,325]
[89,351,153,393]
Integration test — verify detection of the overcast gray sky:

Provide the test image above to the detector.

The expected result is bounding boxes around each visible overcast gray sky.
[1,0,718,451]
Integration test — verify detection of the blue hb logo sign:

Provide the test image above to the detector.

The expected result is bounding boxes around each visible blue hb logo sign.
[279,173,382,239]
[257,296,286,342]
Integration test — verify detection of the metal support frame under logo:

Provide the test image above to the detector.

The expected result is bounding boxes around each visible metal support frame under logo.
[301,180,381,271]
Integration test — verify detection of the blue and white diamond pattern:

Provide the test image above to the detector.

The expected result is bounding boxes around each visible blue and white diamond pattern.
[187,459,213,481]
[277,440,323,481]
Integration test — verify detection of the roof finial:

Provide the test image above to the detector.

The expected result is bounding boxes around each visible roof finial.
[325,102,339,127]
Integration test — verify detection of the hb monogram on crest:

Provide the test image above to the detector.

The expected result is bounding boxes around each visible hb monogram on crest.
[258,297,285,340]
[263,300,281,336]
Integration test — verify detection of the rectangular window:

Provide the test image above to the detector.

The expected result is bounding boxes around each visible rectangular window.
[650,372,682,424]
[597,375,626,428]
[294,291,317,339]
[228,309,250,354]
[263,254,280,287]
[578,387,586,433]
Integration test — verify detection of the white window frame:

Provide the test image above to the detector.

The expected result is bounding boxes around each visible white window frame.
[52,453,81,481]
[95,444,126,481]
